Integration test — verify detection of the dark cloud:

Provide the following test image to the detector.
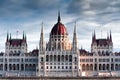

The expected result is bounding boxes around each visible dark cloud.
[66,0,120,24]
[0,0,60,20]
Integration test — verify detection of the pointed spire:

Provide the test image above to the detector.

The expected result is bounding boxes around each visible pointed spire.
[110,30,112,42]
[23,31,25,40]
[107,31,109,40]
[39,22,46,51]
[92,30,96,42]
[72,21,77,51]
[58,11,61,22]
[25,32,27,41]
[10,33,11,40]
[7,31,9,42]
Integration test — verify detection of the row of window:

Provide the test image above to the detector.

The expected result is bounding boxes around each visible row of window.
[41,66,77,69]
[99,58,109,62]
[46,62,72,65]
[25,59,38,62]
[80,59,93,62]
[115,58,120,62]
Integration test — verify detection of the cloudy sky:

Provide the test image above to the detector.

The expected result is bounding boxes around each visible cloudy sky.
[0,0,120,52]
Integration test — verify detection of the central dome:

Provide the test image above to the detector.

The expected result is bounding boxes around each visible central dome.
[50,12,68,35]
[51,22,67,35]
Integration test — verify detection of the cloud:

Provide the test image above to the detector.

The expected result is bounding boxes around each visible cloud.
[0,0,61,20]
[66,0,120,24]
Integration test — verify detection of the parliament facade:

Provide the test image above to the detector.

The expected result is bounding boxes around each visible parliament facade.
[0,13,119,77]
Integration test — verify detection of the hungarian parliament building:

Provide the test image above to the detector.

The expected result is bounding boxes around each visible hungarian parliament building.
[0,13,119,77]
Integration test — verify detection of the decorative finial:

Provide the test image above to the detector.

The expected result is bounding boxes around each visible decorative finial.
[23,31,25,40]
[7,31,9,41]
[10,33,11,40]
[58,11,61,22]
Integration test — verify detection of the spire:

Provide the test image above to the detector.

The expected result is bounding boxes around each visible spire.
[72,21,77,51]
[92,30,96,42]
[58,11,61,22]
[39,22,46,51]
[10,33,11,40]
[25,32,27,42]
[110,30,112,42]
[6,31,9,42]
[107,31,109,40]
[23,31,25,40]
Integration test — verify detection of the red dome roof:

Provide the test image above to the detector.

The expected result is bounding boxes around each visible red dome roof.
[50,12,68,35]
[51,22,68,35]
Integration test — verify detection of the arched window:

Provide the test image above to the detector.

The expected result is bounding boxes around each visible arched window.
[99,64,102,70]
[103,64,105,70]
[41,57,43,62]
[58,55,60,62]
[62,55,64,61]
[94,64,97,71]
[106,64,109,71]
[21,64,24,71]
[50,55,52,61]
[82,64,85,71]
[115,64,119,70]
[46,55,49,61]
[90,64,93,71]
[75,57,77,62]
[17,64,19,70]
[86,64,89,71]
[54,55,56,61]
[65,55,68,61]
[69,55,72,62]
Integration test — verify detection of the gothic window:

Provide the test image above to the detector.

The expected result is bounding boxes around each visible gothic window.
[94,64,97,71]
[54,55,56,61]
[46,55,49,61]
[21,64,24,71]
[17,64,19,70]
[69,55,72,62]
[111,58,113,62]
[9,64,12,70]
[58,66,60,69]
[62,55,64,61]
[58,55,60,62]
[41,57,43,62]
[103,64,105,70]
[102,51,104,55]
[50,55,52,61]
[106,64,109,71]
[75,66,77,69]
[66,66,68,69]
[82,64,85,71]
[62,66,64,69]
[50,66,52,69]
[75,57,77,62]
[95,58,97,62]
[86,64,89,71]
[54,66,56,69]
[5,64,7,71]
[111,64,114,70]
[115,64,119,70]
[90,64,93,71]
[99,64,102,70]
[65,55,68,61]
[13,64,15,70]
